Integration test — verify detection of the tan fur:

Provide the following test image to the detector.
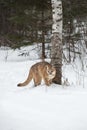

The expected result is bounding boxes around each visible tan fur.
[17,61,56,87]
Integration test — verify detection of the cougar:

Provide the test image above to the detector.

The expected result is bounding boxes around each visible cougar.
[17,61,56,87]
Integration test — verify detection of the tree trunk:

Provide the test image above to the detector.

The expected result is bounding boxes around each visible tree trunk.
[51,0,63,84]
[41,10,46,60]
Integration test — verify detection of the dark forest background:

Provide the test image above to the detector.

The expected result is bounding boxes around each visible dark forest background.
[0,0,87,49]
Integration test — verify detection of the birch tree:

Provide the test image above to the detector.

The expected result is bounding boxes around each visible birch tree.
[51,0,62,84]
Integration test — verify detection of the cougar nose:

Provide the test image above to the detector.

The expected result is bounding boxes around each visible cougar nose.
[49,71,52,75]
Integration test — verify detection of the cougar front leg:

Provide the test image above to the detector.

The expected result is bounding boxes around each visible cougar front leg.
[44,78,51,86]
[49,79,52,84]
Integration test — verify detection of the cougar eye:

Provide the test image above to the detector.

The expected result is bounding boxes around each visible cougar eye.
[47,70,53,75]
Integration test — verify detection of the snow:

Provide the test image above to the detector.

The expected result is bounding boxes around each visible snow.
[0,46,87,130]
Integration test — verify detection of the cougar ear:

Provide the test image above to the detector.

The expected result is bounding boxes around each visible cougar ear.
[51,64,55,68]
[45,65,49,71]
[52,65,55,69]
[52,66,56,73]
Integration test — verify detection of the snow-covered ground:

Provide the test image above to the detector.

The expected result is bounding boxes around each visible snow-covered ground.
[0,46,87,130]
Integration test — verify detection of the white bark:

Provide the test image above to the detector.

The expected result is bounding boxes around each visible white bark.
[51,0,63,84]
[51,0,62,34]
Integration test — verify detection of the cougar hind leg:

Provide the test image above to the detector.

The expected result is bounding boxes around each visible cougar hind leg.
[33,74,42,87]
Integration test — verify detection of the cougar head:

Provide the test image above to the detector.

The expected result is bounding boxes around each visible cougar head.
[46,65,56,79]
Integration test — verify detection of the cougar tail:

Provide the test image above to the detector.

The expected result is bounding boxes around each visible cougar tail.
[17,69,33,87]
